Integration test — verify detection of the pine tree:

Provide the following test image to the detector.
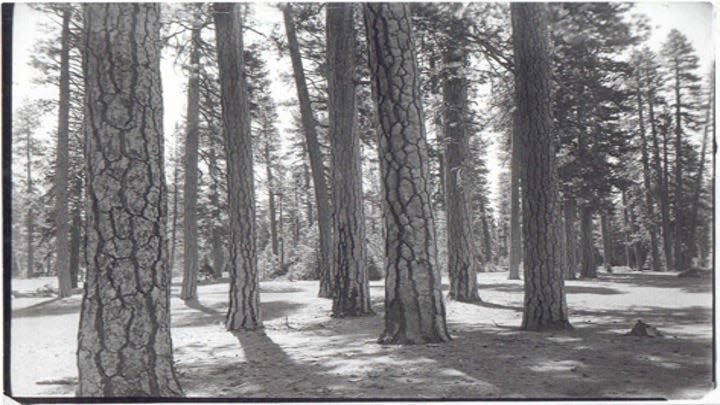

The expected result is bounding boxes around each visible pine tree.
[512,2,571,331]
[77,4,182,396]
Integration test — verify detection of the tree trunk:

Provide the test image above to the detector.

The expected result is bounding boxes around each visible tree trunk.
[637,87,662,272]
[77,4,183,396]
[283,4,334,298]
[579,205,596,278]
[211,226,225,279]
[563,195,577,280]
[180,15,201,301]
[265,140,279,258]
[508,111,521,280]
[442,27,481,302]
[214,2,261,331]
[672,67,684,271]
[169,141,180,274]
[327,3,372,317]
[25,102,34,278]
[69,188,81,289]
[686,90,711,269]
[511,2,571,331]
[600,209,613,273]
[364,3,450,344]
[54,7,72,297]
[621,189,634,269]
[648,91,672,270]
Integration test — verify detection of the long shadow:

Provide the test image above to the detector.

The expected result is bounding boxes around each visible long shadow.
[11,297,80,319]
[568,305,712,329]
[178,299,356,398]
[598,272,711,294]
[476,283,624,296]
[177,298,305,328]
[171,279,306,294]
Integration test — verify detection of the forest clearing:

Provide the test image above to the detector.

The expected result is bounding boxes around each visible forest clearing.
[11,268,712,399]
[7,1,714,400]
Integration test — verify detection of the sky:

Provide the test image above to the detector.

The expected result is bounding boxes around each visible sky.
[10,1,716,213]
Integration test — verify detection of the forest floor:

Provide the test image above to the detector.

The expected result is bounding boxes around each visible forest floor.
[9,267,715,400]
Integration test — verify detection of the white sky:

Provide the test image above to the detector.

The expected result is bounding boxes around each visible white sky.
[9,1,716,213]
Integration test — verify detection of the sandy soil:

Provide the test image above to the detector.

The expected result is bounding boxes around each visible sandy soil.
[8,268,714,399]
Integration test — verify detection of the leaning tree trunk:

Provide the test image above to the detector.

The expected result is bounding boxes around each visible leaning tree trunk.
[636,87,662,272]
[364,2,450,344]
[511,2,571,331]
[283,4,334,298]
[214,2,260,331]
[77,3,183,396]
[327,3,371,317]
[442,27,481,302]
[579,205,597,278]
[180,15,201,301]
[508,111,522,280]
[563,195,577,280]
[54,7,72,297]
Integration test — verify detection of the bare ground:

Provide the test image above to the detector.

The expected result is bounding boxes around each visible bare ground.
[9,268,714,399]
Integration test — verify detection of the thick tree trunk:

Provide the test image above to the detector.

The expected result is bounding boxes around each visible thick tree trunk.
[508,111,521,280]
[511,2,571,331]
[563,196,577,280]
[214,3,260,331]
[77,4,182,396]
[442,28,481,302]
[327,3,371,317]
[180,17,201,301]
[54,7,72,297]
[637,88,662,272]
[283,5,334,298]
[579,205,596,278]
[364,3,450,344]
[648,92,672,270]
[600,209,613,273]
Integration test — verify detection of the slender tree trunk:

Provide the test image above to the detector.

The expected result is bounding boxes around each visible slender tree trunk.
[303,151,313,228]
[327,3,371,317]
[364,3,450,344]
[211,226,225,279]
[512,2,571,331]
[628,191,644,270]
[600,209,613,273]
[169,141,180,274]
[54,7,72,297]
[508,111,521,280]
[672,67,684,271]
[265,140,279,258]
[648,91,672,269]
[621,189,634,269]
[637,87,662,272]
[686,92,711,269]
[563,195,577,279]
[77,4,183,396]
[442,27,481,302]
[214,2,260,331]
[25,107,34,278]
[579,205,596,278]
[180,15,201,301]
[69,182,81,289]
[283,4,334,298]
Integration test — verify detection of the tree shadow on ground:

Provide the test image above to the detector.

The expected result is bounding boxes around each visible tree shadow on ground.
[171,279,305,294]
[568,305,712,331]
[177,298,306,328]
[11,297,79,319]
[472,282,624,295]
[178,300,354,398]
[597,272,711,294]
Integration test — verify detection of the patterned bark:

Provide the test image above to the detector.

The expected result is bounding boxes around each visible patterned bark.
[180,16,201,301]
[282,4,334,298]
[55,7,72,297]
[364,3,450,344]
[77,4,182,396]
[213,2,261,331]
[442,36,481,302]
[511,2,571,331]
[648,92,672,269]
[327,3,371,317]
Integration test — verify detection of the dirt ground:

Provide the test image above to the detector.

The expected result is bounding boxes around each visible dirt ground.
[8,267,714,400]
